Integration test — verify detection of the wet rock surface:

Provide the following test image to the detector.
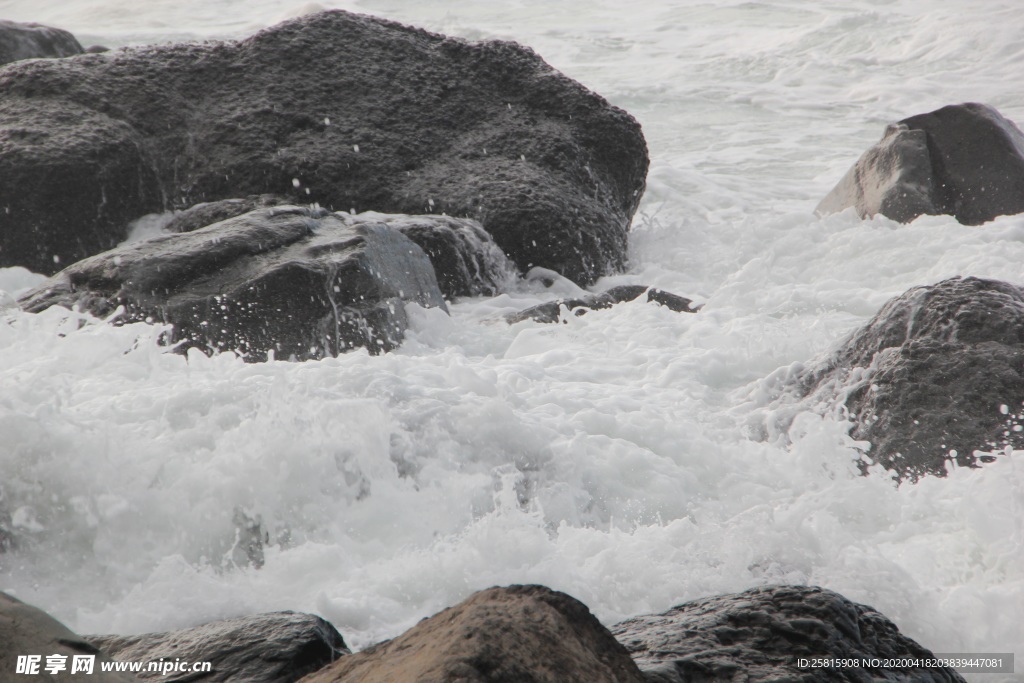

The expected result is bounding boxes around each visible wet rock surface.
[0,20,83,66]
[0,10,647,281]
[87,611,348,683]
[17,205,447,361]
[611,585,965,683]
[300,585,647,683]
[1,591,138,682]
[801,276,1024,478]
[817,102,1024,225]
[507,284,698,324]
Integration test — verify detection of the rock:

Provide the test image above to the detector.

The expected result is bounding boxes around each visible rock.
[88,611,348,683]
[17,205,448,361]
[800,276,1024,478]
[817,103,1024,225]
[611,585,965,683]
[0,20,83,65]
[167,202,518,299]
[300,585,647,683]
[0,10,648,282]
[0,591,138,682]
[164,195,291,235]
[343,212,517,299]
[507,284,698,324]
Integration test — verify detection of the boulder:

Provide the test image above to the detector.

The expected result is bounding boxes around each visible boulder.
[344,212,517,299]
[507,284,698,324]
[163,195,291,235]
[611,585,965,683]
[17,205,448,361]
[1,591,137,682]
[0,10,648,282]
[0,20,83,66]
[816,103,1024,225]
[87,611,348,683]
[166,201,518,299]
[300,585,647,683]
[800,276,1024,478]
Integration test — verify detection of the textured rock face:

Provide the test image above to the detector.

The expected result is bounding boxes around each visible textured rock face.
[167,200,516,299]
[0,20,83,65]
[507,284,698,324]
[801,276,1024,478]
[817,103,1024,225]
[17,206,447,361]
[1,592,138,682]
[300,585,647,683]
[0,10,648,281]
[611,585,965,683]
[87,612,348,683]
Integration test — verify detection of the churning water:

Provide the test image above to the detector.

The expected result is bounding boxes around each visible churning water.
[1,1,1022,679]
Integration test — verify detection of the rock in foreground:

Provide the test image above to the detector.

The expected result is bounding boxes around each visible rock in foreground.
[88,612,348,683]
[611,585,965,683]
[817,103,1024,225]
[300,585,646,683]
[800,276,1024,478]
[1,591,137,682]
[0,20,83,65]
[18,206,447,361]
[0,10,648,282]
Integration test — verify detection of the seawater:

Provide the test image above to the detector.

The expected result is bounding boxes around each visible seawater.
[1,1,1022,679]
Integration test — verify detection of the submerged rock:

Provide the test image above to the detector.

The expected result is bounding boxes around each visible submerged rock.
[507,284,698,324]
[88,611,348,683]
[800,276,1024,478]
[300,585,646,683]
[1,592,138,682]
[0,10,647,282]
[611,585,965,683]
[817,103,1024,225]
[0,20,83,65]
[17,205,447,361]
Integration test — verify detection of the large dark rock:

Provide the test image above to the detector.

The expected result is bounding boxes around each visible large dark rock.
[611,585,965,683]
[17,205,447,361]
[0,20,83,66]
[800,276,1024,478]
[507,284,698,324]
[817,103,1024,225]
[0,10,648,282]
[87,611,348,683]
[300,585,647,683]
[1,591,138,682]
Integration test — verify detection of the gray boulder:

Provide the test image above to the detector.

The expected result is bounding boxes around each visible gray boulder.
[165,200,518,300]
[87,611,348,683]
[347,212,517,299]
[507,284,698,324]
[300,585,647,683]
[800,276,1024,478]
[1,591,137,682]
[17,205,447,361]
[0,20,83,65]
[611,585,965,683]
[163,195,291,235]
[0,10,648,282]
[817,103,1024,225]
